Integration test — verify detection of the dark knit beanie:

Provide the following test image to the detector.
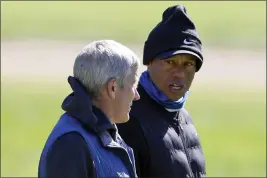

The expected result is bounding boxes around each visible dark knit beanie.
[143,4,203,72]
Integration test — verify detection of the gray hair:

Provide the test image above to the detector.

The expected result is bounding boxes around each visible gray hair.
[73,40,140,99]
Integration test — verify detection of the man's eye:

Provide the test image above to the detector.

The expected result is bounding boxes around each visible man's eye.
[185,62,194,66]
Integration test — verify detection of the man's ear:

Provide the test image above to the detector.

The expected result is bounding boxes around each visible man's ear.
[147,60,154,71]
[106,79,117,100]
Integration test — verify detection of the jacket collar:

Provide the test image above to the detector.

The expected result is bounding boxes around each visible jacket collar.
[61,76,117,139]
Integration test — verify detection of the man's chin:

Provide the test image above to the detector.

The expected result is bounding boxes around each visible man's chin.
[115,114,130,124]
[167,94,184,101]
[163,89,185,101]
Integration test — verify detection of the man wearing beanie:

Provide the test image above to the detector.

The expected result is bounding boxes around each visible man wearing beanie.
[117,5,206,178]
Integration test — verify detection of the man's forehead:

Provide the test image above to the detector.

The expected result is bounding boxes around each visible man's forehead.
[167,54,197,61]
[125,70,138,80]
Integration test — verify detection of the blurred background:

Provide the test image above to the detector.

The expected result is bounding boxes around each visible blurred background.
[1,1,266,177]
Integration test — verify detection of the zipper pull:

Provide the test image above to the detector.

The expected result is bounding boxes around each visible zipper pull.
[177,113,183,130]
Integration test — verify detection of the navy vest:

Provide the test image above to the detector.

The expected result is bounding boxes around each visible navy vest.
[38,113,136,178]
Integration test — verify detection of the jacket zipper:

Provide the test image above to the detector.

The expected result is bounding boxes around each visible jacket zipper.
[175,111,195,178]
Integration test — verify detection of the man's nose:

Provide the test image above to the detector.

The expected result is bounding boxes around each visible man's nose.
[133,88,140,101]
[173,67,185,78]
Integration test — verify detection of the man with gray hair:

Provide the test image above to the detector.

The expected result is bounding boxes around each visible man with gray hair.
[38,40,140,178]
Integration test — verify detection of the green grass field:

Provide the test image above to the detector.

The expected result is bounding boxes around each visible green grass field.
[1,78,266,177]
[1,1,266,48]
[1,1,266,177]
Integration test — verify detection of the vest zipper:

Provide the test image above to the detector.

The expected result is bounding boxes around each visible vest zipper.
[112,140,136,178]
[175,112,195,178]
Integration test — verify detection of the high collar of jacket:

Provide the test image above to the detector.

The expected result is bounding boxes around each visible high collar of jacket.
[61,76,117,138]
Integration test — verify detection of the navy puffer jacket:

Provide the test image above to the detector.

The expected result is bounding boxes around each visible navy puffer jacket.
[117,84,206,178]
